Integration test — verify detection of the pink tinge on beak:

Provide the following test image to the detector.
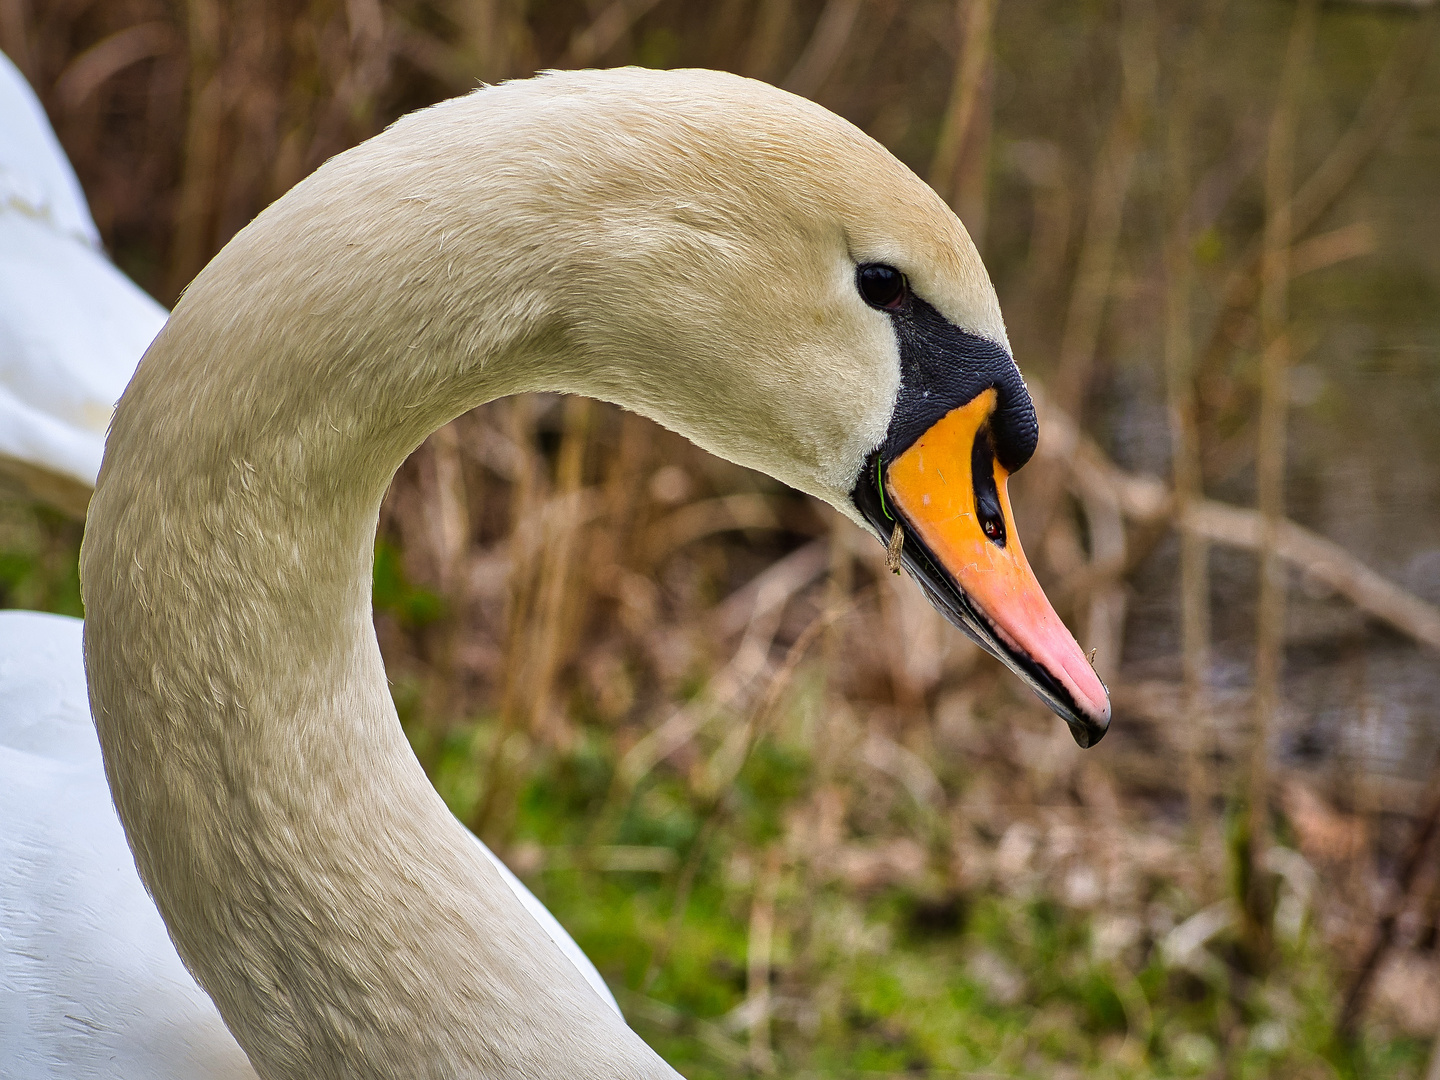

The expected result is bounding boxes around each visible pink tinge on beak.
[957,551,1113,740]
[882,390,1111,745]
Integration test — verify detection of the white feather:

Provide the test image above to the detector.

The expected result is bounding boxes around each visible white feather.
[0,51,167,493]
[0,611,619,1078]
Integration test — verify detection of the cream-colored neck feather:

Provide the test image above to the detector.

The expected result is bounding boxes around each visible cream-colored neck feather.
[80,68,1001,1079]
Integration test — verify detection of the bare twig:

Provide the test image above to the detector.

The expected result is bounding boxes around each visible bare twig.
[1337,767,1440,1038]
[644,494,788,562]
[640,610,834,991]
[710,539,830,639]
[1033,395,1440,657]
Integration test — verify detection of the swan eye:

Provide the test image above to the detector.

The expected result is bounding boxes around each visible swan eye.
[857,264,907,311]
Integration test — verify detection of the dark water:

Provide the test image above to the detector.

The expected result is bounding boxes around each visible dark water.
[1097,34,1440,791]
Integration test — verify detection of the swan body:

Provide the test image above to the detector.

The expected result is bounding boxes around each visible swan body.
[0,612,255,1079]
[0,51,168,513]
[5,66,1108,1078]
[0,605,622,1073]
[0,609,619,1078]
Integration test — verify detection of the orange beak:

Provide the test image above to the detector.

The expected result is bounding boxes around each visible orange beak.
[879,390,1111,746]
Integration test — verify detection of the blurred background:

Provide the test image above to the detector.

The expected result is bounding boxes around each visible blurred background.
[3,0,1439,1075]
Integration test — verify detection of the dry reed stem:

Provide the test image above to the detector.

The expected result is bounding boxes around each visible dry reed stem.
[523,395,593,747]
[413,421,470,726]
[167,0,223,297]
[928,0,996,244]
[782,0,862,100]
[1197,12,1436,383]
[0,0,32,76]
[746,847,783,1073]
[1025,0,1155,601]
[742,0,794,82]
[1164,0,1225,847]
[428,422,470,593]
[1073,467,1127,684]
[472,396,544,835]
[1047,0,1155,420]
[1247,0,1316,944]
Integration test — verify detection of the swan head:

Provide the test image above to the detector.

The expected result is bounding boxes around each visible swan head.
[112,67,1109,746]
[447,69,1110,744]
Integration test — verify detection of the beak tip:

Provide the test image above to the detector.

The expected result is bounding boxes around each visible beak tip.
[1065,696,1111,748]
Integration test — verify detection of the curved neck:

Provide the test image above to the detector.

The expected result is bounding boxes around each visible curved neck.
[81,100,677,1080]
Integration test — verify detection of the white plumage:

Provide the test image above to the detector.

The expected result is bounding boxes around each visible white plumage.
[0,612,256,1079]
[0,51,167,508]
[0,611,619,1078]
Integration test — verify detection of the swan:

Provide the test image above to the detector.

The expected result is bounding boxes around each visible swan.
[5,66,1110,1078]
[0,50,168,515]
[0,54,617,1074]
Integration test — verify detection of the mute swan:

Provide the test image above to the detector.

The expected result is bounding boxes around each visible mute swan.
[6,67,1109,1078]
[0,51,168,515]
[0,53,616,1076]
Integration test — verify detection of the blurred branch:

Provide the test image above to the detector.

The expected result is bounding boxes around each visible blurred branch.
[1049,0,1155,420]
[1198,12,1437,380]
[1034,394,1440,657]
[782,0,862,99]
[1337,765,1440,1039]
[566,0,667,68]
[1247,0,1316,955]
[54,22,174,112]
[928,0,995,244]
[0,460,93,519]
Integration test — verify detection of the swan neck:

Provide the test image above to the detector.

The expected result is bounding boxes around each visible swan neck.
[80,111,670,1079]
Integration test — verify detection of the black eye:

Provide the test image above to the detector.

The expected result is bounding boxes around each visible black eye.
[857,263,907,311]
